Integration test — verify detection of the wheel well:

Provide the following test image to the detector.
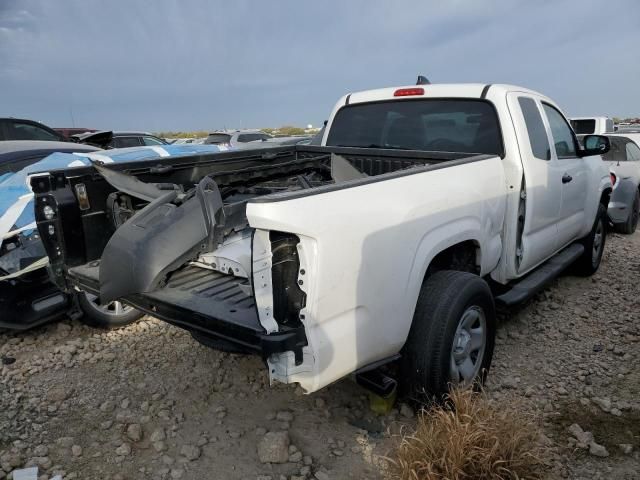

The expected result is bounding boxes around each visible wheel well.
[427,240,480,276]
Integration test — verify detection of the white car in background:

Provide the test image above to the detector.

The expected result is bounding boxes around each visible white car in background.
[204,129,310,149]
[570,116,614,135]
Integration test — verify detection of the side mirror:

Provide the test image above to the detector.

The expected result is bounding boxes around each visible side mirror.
[580,135,610,157]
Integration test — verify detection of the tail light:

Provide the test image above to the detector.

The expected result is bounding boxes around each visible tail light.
[610,172,617,186]
[394,88,424,97]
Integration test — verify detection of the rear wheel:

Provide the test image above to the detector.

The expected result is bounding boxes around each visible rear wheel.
[77,292,143,329]
[399,270,496,402]
[574,203,607,276]
[615,190,639,234]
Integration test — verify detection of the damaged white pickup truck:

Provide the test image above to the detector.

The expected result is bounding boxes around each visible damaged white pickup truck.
[32,83,612,399]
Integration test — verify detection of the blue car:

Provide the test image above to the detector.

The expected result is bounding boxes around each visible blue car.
[0,141,227,330]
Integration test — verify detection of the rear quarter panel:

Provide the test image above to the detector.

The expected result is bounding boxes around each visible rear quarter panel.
[246,156,507,392]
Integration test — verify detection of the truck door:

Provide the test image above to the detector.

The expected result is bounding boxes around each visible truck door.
[507,93,562,273]
[540,103,588,249]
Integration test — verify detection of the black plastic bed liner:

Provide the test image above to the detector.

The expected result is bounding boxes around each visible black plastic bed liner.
[67,262,307,355]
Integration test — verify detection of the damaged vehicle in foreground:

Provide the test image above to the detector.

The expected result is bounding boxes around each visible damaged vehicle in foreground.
[32,84,611,399]
[1,142,225,330]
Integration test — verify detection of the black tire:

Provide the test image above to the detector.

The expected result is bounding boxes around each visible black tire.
[615,190,639,235]
[190,330,252,354]
[77,292,143,329]
[399,270,496,402]
[574,204,607,276]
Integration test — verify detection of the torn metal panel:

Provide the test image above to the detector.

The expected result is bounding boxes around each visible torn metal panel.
[252,229,278,334]
[0,256,48,281]
[197,229,252,278]
[92,161,168,202]
[0,194,34,249]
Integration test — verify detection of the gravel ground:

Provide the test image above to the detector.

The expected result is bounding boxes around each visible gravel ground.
[1,231,638,480]
[489,230,640,480]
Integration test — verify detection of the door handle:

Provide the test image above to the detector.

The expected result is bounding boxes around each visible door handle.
[562,173,573,184]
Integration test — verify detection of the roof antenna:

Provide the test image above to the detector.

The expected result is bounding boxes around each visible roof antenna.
[416,75,431,85]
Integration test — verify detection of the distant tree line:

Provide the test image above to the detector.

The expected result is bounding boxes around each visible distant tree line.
[155,130,209,138]
[613,117,640,124]
[155,126,310,139]
[262,126,307,136]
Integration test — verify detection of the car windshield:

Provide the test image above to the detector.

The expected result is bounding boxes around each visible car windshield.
[206,133,232,145]
[326,99,503,155]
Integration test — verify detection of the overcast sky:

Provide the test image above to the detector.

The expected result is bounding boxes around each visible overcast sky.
[1,0,638,131]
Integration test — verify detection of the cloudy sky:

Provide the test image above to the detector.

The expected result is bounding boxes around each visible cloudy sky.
[1,0,638,131]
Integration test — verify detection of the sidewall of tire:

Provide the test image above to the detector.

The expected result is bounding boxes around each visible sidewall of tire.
[576,204,607,276]
[400,271,496,401]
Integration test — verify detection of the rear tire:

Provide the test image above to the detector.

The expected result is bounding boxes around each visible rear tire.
[77,292,143,329]
[615,190,639,235]
[574,204,607,276]
[399,270,496,402]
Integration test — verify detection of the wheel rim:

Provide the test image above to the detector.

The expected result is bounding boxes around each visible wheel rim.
[592,218,604,267]
[84,293,134,316]
[450,305,487,387]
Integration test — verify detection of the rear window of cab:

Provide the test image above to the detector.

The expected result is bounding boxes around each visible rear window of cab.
[326,99,504,157]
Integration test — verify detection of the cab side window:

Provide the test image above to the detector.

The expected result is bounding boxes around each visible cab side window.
[518,97,550,160]
[542,104,577,159]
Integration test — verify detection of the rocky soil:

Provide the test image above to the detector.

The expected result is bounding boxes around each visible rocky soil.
[489,230,640,480]
[1,231,638,480]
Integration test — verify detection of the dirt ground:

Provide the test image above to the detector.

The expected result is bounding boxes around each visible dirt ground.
[1,231,638,480]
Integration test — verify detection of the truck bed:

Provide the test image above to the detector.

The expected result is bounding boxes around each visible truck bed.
[68,261,307,354]
[33,144,493,358]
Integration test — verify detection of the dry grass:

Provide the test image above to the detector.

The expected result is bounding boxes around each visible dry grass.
[388,389,548,480]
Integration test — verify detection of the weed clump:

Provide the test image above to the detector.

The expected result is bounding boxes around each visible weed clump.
[389,389,548,480]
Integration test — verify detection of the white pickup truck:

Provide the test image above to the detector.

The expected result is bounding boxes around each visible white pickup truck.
[33,83,612,399]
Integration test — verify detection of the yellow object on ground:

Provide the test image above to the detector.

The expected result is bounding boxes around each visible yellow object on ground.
[368,387,397,415]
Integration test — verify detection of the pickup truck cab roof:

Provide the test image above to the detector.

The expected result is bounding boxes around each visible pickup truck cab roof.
[338,83,543,104]
[322,83,550,149]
